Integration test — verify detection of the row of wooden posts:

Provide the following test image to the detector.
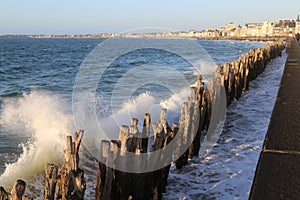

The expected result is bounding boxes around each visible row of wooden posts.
[0,40,285,200]
[94,40,285,200]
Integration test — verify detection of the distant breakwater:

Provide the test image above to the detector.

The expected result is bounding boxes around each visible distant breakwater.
[0,40,285,200]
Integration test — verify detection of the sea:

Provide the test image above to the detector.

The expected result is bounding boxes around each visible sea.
[0,37,286,199]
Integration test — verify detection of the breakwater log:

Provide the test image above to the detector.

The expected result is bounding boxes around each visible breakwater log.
[43,164,58,200]
[41,131,86,200]
[0,180,32,200]
[11,180,27,200]
[0,186,10,200]
[55,130,86,200]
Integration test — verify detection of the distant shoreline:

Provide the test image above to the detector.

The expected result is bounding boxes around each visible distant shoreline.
[197,36,287,42]
[0,34,287,42]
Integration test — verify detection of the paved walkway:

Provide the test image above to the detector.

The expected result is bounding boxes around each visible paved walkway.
[250,38,300,199]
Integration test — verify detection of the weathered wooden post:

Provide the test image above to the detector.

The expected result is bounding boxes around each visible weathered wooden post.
[96,140,108,200]
[203,89,212,131]
[232,60,241,100]
[56,130,86,200]
[188,88,201,159]
[11,180,26,200]
[190,75,206,157]
[0,180,32,200]
[248,50,255,81]
[96,139,121,200]
[188,87,198,159]
[43,164,58,200]
[141,113,153,200]
[152,109,168,200]
[228,66,235,104]
[197,75,205,107]
[244,55,250,92]
[161,122,178,192]
[151,123,163,200]
[116,126,132,200]
[174,102,188,169]
[142,113,151,153]
[102,150,113,200]
[0,186,10,200]
[129,118,149,200]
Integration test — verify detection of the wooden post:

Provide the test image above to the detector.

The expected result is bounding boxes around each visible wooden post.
[188,94,200,158]
[102,151,114,200]
[243,56,250,92]
[184,96,194,160]
[43,164,58,200]
[0,180,32,200]
[160,122,178,193]
[228,67,235,104]
[197,75,205,107]
[234,60,243,100]
[151,110,169,200]
[174,102,187,169]
[56,131,86,200]
[118,125,130,156]
[96,140,120,200]
[96,140,109,200]
[131,118,138,126]
[142,113,151,153]
[0,186,10,200]
[116,126,132,200]
[11,180,26,200]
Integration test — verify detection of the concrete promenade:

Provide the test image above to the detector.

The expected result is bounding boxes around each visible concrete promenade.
[250,38,300,199]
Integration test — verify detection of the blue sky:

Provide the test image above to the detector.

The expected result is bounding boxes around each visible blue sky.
[0,0,299,34]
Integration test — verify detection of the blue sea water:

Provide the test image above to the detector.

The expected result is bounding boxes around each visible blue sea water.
[0,37,275,198]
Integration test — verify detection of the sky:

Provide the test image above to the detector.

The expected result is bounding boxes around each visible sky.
[0,0,299,35]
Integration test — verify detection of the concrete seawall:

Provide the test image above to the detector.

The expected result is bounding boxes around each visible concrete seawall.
[250,38,300,199]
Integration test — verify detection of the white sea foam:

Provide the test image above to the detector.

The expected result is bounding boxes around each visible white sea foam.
[0,90,74,191]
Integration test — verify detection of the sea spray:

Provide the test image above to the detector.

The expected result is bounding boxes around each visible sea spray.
[0,88,190,197]
[0,90,74,189]
[77,89,190,160]
[97,90,188,139]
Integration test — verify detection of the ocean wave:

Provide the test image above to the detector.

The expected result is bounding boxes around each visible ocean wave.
[0,90,74,193]
[0,86,190,198]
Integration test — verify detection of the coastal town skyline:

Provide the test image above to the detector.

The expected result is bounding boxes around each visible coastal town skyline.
[2,16,300,40]
[1,0,299,35]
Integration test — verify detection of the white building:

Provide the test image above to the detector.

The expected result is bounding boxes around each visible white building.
[296,15,300,34]
[261,21,274,36]
[225,23,237,31]
[239,25,248,37]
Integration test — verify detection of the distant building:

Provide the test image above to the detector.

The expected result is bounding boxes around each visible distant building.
[225,23,235,31]
[245,23,263,37]
[296,15,300,34]
[194,15,299,39]
[216,27,225,37]
[261,21,274,36]
[239,25,248,37]
[273,19,295,37]
[224,23,237,37]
